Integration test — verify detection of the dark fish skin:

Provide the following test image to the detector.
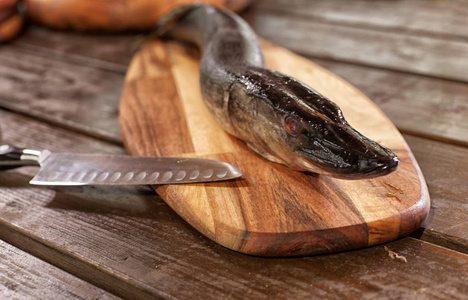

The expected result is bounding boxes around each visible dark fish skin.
[158,4,399,179]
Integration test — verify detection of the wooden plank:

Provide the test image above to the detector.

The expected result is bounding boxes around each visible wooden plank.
[0,239,118,299]
[0,112,466,298]
[0,110,125,155]
[404,135,468,244]
[242,9,468,82]
[253,0,468,39]
[10,26,137,73]
[313,58,468,146]
[417,229,468,256]
[0,46,125,144]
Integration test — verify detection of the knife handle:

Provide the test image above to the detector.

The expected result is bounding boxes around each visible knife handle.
[0,145,41,170]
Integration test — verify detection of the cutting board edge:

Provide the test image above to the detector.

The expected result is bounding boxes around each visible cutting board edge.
[152,174,430,257]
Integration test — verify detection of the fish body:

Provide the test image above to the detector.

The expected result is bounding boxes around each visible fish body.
[158,4,399,179]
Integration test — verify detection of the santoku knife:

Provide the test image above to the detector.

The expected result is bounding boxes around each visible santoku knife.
[0,145,242,185]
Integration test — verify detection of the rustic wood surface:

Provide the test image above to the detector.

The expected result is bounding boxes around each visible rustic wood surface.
[0,0,467,298]
[119,39,430,256]
[0,239,118,299]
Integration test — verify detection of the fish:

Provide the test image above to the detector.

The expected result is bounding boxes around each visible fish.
[157,4,399,179]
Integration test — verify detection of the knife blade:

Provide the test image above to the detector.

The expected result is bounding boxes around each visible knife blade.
[0,145,242,185]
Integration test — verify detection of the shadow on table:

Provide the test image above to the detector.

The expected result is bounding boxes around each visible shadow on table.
[0,170,179,219]
[46,184,175,218]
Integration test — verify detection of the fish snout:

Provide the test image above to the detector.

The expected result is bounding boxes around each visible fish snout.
[356,155,399,177]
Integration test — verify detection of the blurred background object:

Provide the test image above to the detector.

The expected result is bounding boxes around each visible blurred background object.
[0,0,252,43]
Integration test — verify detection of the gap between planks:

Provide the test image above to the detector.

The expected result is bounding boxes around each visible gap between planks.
[399,128,468,149]
[242,10,468,83]
[10,44,129,75]
[0,239,119,299]
[305,56,468,148]
[289,47,468,88]
[248,4,468,43]
[302,53,468,87]
[413,229,468,255]
[0,219,170,300]
[0,107,124,147]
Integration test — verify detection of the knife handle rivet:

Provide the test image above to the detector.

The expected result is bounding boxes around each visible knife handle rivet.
[201,169,214,179]
[161,171,173,182]
[175,171,187,181]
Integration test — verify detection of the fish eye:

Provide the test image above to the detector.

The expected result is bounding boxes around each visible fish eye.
[285,116,302,136]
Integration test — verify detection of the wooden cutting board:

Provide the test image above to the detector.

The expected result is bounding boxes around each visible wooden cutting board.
[119,39,430,257]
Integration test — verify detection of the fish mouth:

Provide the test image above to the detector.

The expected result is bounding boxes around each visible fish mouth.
[296,148,399,179]
[358,156,400,178]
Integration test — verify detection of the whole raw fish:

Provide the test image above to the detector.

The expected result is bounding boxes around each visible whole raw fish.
[158,4,399,179]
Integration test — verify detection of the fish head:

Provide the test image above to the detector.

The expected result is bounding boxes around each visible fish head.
[246,69,399,179]
[280,109,399,179]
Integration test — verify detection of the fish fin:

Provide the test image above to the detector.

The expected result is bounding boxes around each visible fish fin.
[247,143,283,165]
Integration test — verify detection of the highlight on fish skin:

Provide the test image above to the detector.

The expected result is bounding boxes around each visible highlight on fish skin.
[158,4,399,179]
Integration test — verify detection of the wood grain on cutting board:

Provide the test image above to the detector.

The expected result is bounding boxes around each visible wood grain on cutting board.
[119,39,430,256]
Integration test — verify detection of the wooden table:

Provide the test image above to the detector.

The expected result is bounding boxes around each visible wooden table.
[1,1,467,298]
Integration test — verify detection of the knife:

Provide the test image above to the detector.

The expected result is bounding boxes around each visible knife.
[0,145,242,185]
